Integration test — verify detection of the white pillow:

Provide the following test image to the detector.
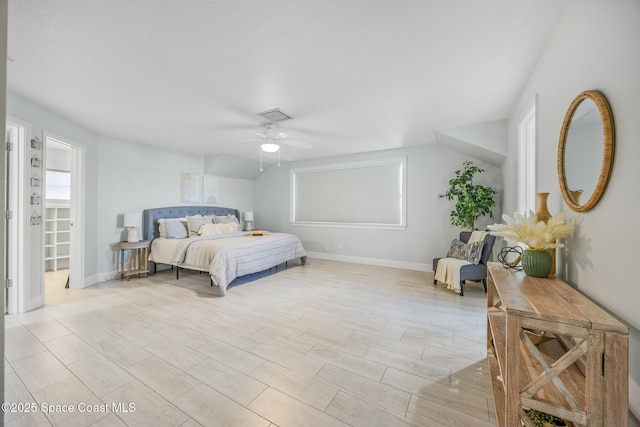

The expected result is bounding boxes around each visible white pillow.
[198,222,238,236]
[186,215,214,236]
[213,214,239,225]
[158,218,188,238]
[162,219,188,239]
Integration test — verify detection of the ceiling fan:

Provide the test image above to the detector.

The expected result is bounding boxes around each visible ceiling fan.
[244,122,313,171]
[249,122,313,153]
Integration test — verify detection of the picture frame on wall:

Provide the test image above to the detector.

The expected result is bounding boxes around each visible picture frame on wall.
[180,173,202,203]
[203,175,220,204]
[31,136,42,150]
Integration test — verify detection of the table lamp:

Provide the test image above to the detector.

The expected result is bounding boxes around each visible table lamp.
[123,212,142,242]
[243,211,254,231]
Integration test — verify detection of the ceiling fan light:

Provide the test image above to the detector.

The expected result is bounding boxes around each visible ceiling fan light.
[261,143,280,153]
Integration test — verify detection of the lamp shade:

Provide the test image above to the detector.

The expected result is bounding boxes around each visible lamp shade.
[243,211,254,221]
[123,212,142,228]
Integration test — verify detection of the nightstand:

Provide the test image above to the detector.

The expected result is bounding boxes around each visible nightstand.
[118,240,150,280]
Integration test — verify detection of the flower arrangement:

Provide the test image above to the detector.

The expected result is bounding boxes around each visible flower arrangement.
[488,211,575,250]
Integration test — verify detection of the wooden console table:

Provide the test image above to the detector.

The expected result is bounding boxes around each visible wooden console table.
[486,262,628,427]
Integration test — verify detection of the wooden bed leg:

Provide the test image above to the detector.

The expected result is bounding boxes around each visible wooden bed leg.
[301,256,307,265]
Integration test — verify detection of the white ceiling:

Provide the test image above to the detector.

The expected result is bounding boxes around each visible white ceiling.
[7,0,566,163]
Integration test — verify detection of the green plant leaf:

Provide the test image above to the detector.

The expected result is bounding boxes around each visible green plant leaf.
[439,161,496,230]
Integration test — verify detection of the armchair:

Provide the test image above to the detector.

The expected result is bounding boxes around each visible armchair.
[433,231,495,296]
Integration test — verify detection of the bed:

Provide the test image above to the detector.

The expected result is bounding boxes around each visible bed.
[143,206,307,295]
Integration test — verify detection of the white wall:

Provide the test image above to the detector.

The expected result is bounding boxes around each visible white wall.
[254,144,501,270]
[503,1,640,423]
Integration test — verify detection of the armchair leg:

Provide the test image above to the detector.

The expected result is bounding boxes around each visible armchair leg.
[433,279,437,285]
[459,281,464,297]
[483,279,487,293]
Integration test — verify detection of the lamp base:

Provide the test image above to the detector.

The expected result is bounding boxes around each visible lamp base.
[127,228,140,243]
[244,221,253,231]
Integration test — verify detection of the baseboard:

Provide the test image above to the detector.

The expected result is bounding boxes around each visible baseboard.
[306,252,431,272]
[84,272,118,288]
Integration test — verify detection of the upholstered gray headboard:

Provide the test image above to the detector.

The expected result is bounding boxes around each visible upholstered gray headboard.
[142,206,241,241]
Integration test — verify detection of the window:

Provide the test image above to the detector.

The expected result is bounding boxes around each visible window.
[45,170,71,200]
[290,157,407,230]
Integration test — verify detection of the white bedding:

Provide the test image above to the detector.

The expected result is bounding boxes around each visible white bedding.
[149,232,306,295]
[149,237,183,264]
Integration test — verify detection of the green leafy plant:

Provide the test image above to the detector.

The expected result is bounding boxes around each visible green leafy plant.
[439,161,496,230]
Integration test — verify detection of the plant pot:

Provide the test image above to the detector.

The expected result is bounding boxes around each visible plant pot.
[521,249,552,278]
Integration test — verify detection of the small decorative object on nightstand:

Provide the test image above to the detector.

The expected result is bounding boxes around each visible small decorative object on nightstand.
[118,240,150,280]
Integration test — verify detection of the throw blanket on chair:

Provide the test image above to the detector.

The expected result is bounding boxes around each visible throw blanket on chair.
[434,257,472,293]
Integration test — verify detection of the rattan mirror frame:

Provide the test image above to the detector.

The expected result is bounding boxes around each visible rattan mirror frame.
[557,90,615,212]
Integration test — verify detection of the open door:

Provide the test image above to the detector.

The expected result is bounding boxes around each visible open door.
[44,133,84,291]
[5,117,31,313]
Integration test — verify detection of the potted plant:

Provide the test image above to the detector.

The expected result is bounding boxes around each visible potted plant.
[439,160,496,230]
[488,212,574,278]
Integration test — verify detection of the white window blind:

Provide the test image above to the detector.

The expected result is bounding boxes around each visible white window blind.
[290,157,406,229]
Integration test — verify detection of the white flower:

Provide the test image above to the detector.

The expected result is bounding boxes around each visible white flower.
[487,211,575,250]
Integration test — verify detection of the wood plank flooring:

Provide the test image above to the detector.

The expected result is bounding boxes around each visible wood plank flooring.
[5,259,495,427]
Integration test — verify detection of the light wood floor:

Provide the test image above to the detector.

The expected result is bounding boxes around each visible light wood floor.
[5,259,495,427]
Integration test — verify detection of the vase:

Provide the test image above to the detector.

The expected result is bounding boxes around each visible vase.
[535,192,551,223]
[570,190,583,205]
[535,192,556,275]
[521,248,553,278]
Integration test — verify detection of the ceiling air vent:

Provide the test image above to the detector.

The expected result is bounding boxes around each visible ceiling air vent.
[257,108,292,122]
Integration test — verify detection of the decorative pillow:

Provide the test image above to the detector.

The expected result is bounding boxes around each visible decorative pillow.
[186,215,214,236]
[213,214,239,225]
[158,218,187,238]
[162,219,188,239]
[198,222,239,236]
[447,239,484,265]
[225,222,239,233]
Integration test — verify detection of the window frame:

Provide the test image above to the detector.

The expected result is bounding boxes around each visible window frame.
[289,157,407,230]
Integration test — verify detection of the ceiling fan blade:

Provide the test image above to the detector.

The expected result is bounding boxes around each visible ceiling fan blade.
[282,140,312,150]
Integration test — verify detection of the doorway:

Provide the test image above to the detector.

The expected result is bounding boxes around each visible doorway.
[43,133,85,296]
[44,140,72,296]
[4,120,86,314]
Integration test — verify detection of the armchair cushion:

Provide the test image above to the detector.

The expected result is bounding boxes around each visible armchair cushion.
[446,239,484,264]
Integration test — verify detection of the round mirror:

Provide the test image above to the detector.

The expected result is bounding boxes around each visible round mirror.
[557,90,615,212]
